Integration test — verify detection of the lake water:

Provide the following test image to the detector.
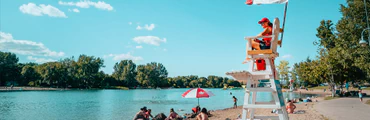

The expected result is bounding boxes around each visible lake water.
[0,89,320,120]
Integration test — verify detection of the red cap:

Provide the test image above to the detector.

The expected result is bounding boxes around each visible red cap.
[258,17,270,24]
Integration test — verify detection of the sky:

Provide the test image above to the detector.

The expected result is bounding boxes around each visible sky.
[0,0,347,77]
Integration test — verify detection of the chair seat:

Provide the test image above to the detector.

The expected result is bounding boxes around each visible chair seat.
[248,49,273,55]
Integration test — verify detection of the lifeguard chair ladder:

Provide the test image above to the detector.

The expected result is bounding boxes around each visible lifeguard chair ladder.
[226,18,289,120]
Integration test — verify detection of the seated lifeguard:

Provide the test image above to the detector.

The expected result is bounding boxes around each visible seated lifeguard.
[243,17,273,64]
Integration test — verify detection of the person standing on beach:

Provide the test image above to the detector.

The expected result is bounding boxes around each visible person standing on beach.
[359,89,363,102]
[233,96,238,109]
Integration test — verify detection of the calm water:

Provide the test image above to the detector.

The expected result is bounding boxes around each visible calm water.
[0,89,320,120]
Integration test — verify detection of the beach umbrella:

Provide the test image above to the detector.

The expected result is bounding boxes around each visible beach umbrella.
[182,88,215,106]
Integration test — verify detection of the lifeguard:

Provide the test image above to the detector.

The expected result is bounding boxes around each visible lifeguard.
[243,17,273,64]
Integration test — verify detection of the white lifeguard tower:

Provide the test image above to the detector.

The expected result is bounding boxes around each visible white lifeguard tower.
[226,18,289,120]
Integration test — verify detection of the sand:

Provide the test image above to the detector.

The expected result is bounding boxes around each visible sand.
[187,97,326,120]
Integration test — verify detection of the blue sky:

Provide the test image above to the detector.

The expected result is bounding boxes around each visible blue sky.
[0,0,346,77]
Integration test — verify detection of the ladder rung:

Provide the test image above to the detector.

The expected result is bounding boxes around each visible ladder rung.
[243,104,280,109]
[247,88,276,92]
[255,101,276,105]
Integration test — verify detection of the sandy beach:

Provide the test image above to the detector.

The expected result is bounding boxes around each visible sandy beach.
[187,97,326,120]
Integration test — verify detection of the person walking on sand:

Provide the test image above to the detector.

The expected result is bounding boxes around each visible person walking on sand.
[196,108,209,120]
[359,89,363,102]
[233,96,238,109]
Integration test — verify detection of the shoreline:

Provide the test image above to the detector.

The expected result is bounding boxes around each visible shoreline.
[0,86,70,92]
[186,97,326,120]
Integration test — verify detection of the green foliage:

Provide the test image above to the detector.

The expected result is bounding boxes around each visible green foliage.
[0,52,19,86]
[113,60,137,87]
[21,65,41,86]
[277,60,290,81]
[0,53,240,89]
[295,0,370,90]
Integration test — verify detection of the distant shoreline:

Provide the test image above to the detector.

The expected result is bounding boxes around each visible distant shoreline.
[0,86,70,92]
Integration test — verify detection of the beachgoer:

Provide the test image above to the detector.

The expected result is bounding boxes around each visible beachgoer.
[299,98,303,102]
[359,89,363,102]
[192,106,201,114]
[166,108,179,120]
[196,108,209,120]
[133,107,147,120]
[243,17,274,64]
[233,96,238,109]
[145,109,153,119]
[230,92,232,95]
[286,100,296,114]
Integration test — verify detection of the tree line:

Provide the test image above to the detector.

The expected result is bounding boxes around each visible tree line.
[0,52,240,89]
[292,0,370,91]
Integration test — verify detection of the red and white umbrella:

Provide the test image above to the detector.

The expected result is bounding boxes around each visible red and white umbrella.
[182,88,215,106]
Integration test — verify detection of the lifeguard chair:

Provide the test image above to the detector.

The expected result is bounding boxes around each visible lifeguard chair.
[226,17,289,120]
[226,1,290,119]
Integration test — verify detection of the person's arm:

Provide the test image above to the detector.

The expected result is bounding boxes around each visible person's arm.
[196,114,202,120]
[257,27,272,37]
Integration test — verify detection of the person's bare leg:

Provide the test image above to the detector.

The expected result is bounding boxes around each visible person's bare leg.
[243,41,251,64]
[243,39,260,64]
[243,40,260,64]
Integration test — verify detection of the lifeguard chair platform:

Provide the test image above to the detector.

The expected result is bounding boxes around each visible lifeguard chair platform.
[226,18,289,120]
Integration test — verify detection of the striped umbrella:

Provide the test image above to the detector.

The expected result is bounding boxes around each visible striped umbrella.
[182,88,215,106]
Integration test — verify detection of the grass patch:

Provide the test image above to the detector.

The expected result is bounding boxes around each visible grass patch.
[114,86,129,90]
[324,96,339,100]
[366,100,370,105]
[310,86,329,89]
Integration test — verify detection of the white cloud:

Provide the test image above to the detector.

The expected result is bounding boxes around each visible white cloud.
[163,48,167,51]
[73,8,80,13]
[105,53,143,61]
[0,32,65,57]
[136,46,143,49]
[129,22,132,25]
[19,3,67,18]
[136,26,142,30]
[136,24,155,31]
[282,54,293,59]
[59,1,113,11]
[133,36,167,46]
[68,8,80,13]
[27,56,57,63]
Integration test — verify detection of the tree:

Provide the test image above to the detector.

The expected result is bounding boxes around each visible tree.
[277,60,290,83]
[113,60,137,87]
[146,62,168,88]
[21,65,41,86]
[136,65,148,87]
[76,55,104,88]
[0,52,19,86]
